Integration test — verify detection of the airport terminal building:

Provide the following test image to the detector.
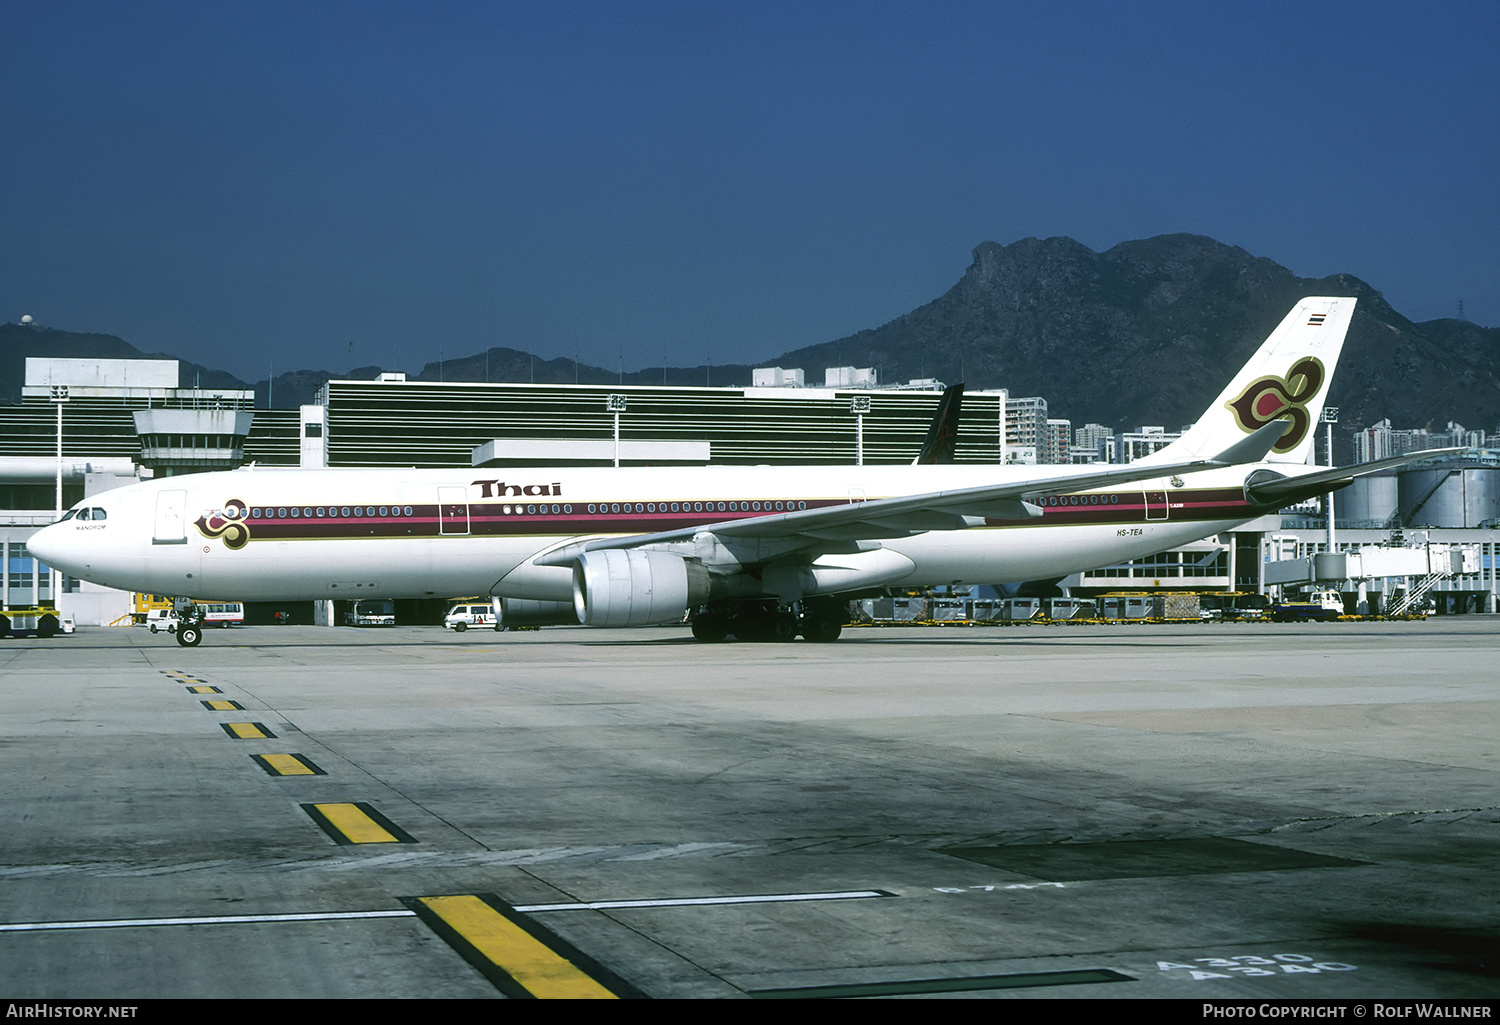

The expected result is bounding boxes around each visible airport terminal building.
[3,357,1497,624]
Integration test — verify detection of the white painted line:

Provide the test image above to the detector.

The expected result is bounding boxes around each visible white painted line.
[515,889,890,912]
[0,910,416,932]
[0,889,891,932]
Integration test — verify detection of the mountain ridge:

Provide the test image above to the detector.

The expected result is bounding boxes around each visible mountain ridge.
[4,234,1495,442]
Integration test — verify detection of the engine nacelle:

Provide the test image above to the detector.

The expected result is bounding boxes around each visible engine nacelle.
[572,550,710,627]
[495,598,579,627]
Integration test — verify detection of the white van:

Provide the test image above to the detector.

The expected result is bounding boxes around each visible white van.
[444,602,497,632]
[146,607,179,633]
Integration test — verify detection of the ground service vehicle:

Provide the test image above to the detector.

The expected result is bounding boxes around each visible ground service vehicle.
[0,607,72,638]
[445,602,497,631]
[1269,590,1344,622]
[344,599,396,626]
[1198,592,1270,621]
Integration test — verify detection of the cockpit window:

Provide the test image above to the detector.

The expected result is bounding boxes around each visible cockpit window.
[91,508,107,520]
[60,509,78,521]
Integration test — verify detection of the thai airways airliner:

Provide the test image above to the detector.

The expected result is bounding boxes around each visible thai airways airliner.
[28,297,1430,646]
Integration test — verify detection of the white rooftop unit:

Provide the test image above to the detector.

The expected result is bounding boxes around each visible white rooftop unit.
[825,366,877,389]
[751,367,805,388]
[472,438,711,466]
[26,358,179,390]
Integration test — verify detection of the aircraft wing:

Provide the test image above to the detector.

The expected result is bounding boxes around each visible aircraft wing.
[1244,447,1471,506]
[536,421,1290,566]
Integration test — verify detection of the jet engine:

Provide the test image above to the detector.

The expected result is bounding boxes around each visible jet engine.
[572,549,711,627]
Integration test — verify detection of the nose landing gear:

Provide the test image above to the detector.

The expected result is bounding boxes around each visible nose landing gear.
[172,598,205,647]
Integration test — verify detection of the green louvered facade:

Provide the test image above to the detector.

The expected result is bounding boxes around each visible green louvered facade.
[321,380,1005,468]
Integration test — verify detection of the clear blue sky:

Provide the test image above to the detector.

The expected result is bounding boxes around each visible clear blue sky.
[3,1,1496,382]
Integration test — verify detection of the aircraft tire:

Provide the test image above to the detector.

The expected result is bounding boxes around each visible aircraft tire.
[802,617,842,643]
[177,625,203,647]
[768,613,798,642]
[691,613,728,642]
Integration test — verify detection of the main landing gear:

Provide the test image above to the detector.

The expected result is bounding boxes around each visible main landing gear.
[690,598,847,643]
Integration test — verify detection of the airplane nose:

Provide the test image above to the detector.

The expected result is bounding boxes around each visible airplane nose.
[27,523,72,573]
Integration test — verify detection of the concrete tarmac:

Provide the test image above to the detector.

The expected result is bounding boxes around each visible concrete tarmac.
[1,619,1497,1000]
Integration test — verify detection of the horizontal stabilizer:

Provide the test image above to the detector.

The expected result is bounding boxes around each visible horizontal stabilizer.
[1209,420,1290,466]
[1245,447,1470,506]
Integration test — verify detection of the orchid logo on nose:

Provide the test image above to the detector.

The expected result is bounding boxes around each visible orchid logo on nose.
[1226,357,1325,454]
[195,498,251,549]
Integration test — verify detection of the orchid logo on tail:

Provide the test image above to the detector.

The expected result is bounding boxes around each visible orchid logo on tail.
[1226,357,1325,454]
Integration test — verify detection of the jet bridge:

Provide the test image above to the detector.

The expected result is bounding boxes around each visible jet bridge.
[1263,540,1480,616]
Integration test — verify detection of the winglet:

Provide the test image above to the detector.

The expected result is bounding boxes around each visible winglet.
[913,383,964,465]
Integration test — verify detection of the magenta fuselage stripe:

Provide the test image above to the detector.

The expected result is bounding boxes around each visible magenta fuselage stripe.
[220,488,1258,543]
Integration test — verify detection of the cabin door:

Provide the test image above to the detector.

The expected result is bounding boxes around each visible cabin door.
[1142,487,1169,521]
[153,490,188,545]
[438,486,470,535]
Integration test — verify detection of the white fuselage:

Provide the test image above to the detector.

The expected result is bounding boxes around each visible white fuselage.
[31,461,1271,603]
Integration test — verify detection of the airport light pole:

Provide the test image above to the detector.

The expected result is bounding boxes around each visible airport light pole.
[1322,406,1339,554]
[606,394,627,467]
[51,385,69,608]
[850,394,871,465]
